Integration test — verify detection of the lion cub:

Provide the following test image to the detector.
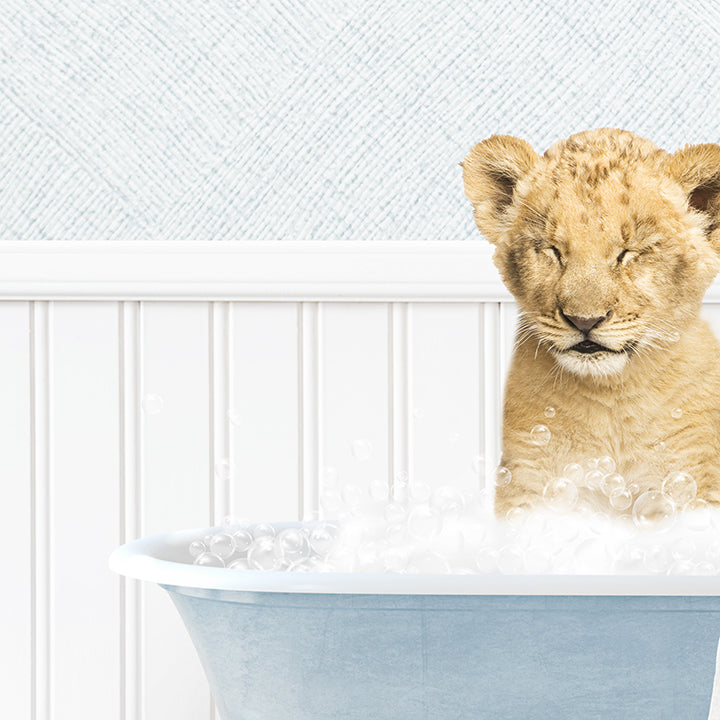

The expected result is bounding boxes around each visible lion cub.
[462,128,720,516]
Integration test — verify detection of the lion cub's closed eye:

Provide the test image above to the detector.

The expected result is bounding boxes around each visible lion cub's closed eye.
[462,128,720,516]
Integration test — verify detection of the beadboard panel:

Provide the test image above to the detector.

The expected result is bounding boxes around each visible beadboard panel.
[6,278,719,720]
[140,302,213,720]
[0,302,31,719]
[320,303,391,508]
[51,303,121,720]
[229,302,300,522]
[409,303,483,495]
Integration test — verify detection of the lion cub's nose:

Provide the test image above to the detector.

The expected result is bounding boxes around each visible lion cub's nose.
[562,312,610,333]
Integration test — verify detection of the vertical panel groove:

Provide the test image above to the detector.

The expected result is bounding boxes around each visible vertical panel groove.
[299,302,321,521]
[481,303,502,491]
[30,300,52,720]
[390,303,410,499]
[119,301,142,720]
[210,302,231,527]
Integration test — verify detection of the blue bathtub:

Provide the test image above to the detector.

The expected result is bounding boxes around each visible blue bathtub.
[110,524,720,720]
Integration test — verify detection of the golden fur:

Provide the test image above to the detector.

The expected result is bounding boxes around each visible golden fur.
[462,128,720,516]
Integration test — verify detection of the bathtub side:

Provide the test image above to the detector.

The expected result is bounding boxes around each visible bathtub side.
[163,586,720,720]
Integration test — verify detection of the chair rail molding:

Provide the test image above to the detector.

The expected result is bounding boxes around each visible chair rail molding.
[0,241,511,302]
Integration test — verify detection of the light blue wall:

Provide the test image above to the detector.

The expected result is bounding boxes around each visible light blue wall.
[1,0,718,241]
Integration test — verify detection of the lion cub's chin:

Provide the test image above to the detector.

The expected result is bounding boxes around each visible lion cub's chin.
[553,349,629,379]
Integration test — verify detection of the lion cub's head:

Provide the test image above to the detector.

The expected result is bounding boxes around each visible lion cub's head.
[463,128,720,379]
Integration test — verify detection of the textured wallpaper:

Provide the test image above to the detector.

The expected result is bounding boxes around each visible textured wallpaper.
[0,0,718,242]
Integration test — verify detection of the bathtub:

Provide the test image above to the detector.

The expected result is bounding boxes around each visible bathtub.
[110,523,720,720]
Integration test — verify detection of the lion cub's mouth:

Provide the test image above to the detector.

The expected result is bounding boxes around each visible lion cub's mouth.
[570,340,611,354]
[567,340,626,355]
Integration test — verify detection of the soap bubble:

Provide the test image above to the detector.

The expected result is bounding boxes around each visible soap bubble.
[142,393,164,415]
[668,559,696,575]
[189,540,207,558]
[385,523,406,543]
[632,491,675,529]
[524,546,553,573]
[341,484,364,508]
[543,477,579,512]
[247,537,279,570]
[369,480,390,502]
[408,481,432,503]
[351,439,373,461]
[573,539,610,574]
[275,528,310,563]
[597,456,616,475]
[194,552,225,567]
[322,467,340,489]
[430,486,465,520]
[214,458,233,481]
[563,463,585,484]
[407,506,443,541]
[384,502,407,524]
[228,558,251,570]
[383,546,410,573]
[252,523,277,540]
[452,566,476,575]
[662,472,697,506]
[505,506,528,529]
[475,547,498,573]
[226,408,242,426]
[683,499,713,531]
[584,469,605,492]
[232,528,253,553]
[609,487,633,511]
[290,557,332,573]
[325,545,357,572]
[671,537,697,562]
[308,523,339,555]
[496,466,512,487]
[413,551,451,574]
[497,545,525,574]
[588,512,611,535]
[643,544,671,573]
[695,561,717,575]
[320,490,343,514]
[544,406,556,418]
[530,425,551,446]
[209,532,235,559]
[600,473,625,497]
[671,408,683,419]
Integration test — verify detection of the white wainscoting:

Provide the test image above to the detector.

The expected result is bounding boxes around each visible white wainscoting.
[2,241,720,720]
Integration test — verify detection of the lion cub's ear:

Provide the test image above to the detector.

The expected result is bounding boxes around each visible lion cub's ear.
[664,143,720,253]
[462,135,540,243]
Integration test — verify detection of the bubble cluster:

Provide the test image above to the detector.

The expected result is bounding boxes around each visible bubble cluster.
[188,462,720,576]
[191,522,340,571]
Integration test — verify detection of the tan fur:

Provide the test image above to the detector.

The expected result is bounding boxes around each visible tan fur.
[462,128,720,516]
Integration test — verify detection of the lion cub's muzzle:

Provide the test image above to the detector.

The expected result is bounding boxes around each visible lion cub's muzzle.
[559,310,620,354]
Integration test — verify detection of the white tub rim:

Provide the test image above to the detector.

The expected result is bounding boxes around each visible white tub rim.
[108,524,720,596]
